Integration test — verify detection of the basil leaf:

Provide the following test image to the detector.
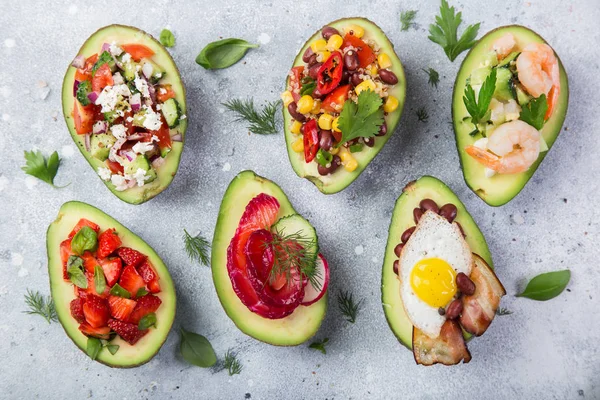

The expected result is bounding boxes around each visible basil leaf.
[94,265,106,295]
[86,337,102,360]
[76,80,91,106]
[195,38,258,70]
[106,344,120,355]
[71,226,98,255]
[179,327,217,368]
[136,287,149,298]
[138,313,157,330]
[109,283,130,298]
[159,29,175,48]
[67,256,87,289]
[517,270,571,301]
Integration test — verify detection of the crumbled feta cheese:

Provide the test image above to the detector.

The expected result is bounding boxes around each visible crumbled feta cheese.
[180,114,187,120]
[97,167,112,181]
[126,116,134,123]
[109,42,123,56]
[142,106,162,130]
[110,124,127,140]
[121,53,131,63]
[134,75,150,98]
[132,141,155,154]
[142,62,153,79]
[132,168,151,187]
[112,72,124,85]
[155,73,162,79]
[156,104,162,110]
[95,84,130,112]
[111,174,129,191]
[130,92,141,108]
[151,135,159,142]
[159,88,167,95]
[109,138,126,162]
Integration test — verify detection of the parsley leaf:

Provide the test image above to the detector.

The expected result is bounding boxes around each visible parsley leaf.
[337,90,384,145]
[160,29,176,48]
[428,0,480,62]
[463,68,496,136]
[309,337,329,354]
[422,67,440,88]
[22,150,68,188]
[519,94,548,130]
[400,10,418,31]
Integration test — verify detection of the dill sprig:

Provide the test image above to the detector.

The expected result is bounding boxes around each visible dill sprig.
[268,230,321,291]
[183,229,211,266]
[496,307,513,316]
[400,10,418,31]
[309,337,329,354]
[416,107,429,122]
[337,290,363,323]
[223,349,243,376]
[223,98,280,135]
[422,67,440,88]
[24,289,57,323]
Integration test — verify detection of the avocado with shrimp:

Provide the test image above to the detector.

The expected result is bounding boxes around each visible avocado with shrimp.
[452,25,569,206]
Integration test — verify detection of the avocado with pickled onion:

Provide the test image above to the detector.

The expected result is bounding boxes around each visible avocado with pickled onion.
[62,25,187,204]
[282,18,406,194]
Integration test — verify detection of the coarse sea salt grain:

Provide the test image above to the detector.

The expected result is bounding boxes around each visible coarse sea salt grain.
[11,252,23,266]
[4,39,15,48]
[222,162,231,172]
[61,145,74,158]
[258,33,271,44]
[355,245,364,255]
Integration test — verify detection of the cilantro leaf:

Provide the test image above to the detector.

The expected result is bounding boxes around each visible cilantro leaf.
[337,90,384,145]
[22,150,68,188]
[160,29,176,48]
[463,68,496,136]
[428,0,480,62]
[519,94,548,130]
[400,10,418,31]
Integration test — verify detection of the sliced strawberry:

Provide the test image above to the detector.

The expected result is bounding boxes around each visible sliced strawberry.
[137,260,157,282]
[119,265,146,297]
[69,219,100,239]
[128,294,162,324]
[108,319,148,345]
[79,323,111,339]
[147,279,161,294]
[97,229,122,259]
[70,298,86,323]
[82,294,110,328]
[108,295,137,321]
[115,247,146,267]
[81,252,99,274]
[100,257,123,287]
[60,239,73,280]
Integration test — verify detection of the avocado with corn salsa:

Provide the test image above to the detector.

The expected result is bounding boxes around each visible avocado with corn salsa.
[282,18,406,194]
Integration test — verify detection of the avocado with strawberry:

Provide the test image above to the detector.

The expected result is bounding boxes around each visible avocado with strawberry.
[47,201,176,367]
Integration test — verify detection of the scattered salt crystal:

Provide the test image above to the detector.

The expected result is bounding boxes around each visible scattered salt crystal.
[355,245,364,255]
[61,145,74,158]
[257,33,271,44]
[2,114,9,121]
[222,162,231,172]
[511,213,525,225]
[18,268,29,277]
[25,176,39,189]
[4,39,15,48]
[68,4,77,14]
[11,252,23,266]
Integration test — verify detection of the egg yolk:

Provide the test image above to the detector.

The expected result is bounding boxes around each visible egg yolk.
[410,258,457,308]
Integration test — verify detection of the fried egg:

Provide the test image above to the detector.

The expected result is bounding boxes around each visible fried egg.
[398,211,473,339]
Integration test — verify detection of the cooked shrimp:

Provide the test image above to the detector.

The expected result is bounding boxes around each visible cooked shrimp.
[517,43,560,118]
[492,33,516,60]
[465,120,540,174]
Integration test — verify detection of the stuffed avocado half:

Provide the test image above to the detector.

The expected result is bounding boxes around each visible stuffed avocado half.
[47,201,176,367]
[62,25,187,204]
[283,18,406,194]
[453,25,568,206]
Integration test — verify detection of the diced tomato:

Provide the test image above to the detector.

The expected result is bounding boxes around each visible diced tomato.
[128,294,162,325]
[70,298,86,323]
[157,84,176,103]
[79,323,111,339]
[150,115,172,150]
[322,84,351,114]
[342,34,376,69]
[121,44,155,61]
[92,63,114,93]
[115,247,146,267]
[107,319,148,345]
[303,119,319,163]
[82,294,110,328]
[108,295,137,321]
[289,66,304,102]
[69,219,100,239]
[316,51,343,95]
[97,229,122,259]
[74,54,98,82]
[119,265,146,298]
[72,102,95,135]
[106,160,124,175]
[100,257,123,287]
[60,239,73,280]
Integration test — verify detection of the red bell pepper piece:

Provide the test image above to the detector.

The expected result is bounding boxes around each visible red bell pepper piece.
[303,119,319,163]
[316,51,343,95]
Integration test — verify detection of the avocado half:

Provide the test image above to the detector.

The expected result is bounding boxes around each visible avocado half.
[47,201,176,367]
[61,25,187,204]
[211,171,327,345]
[283,18,406,194]
[381,176,492,348]
[452,25,569,206]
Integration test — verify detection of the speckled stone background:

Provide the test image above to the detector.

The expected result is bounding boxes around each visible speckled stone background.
[1,0,599,398]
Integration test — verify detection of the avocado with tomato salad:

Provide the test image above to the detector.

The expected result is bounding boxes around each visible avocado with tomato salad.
[47,201,176,367]
[212,171,329,345]
[62,25,187,204]
[283,18,406,194]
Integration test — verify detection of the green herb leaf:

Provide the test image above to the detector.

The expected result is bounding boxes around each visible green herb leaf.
[92,51,114,74]
[138,312,157,330]
[422,67,440,88]
[337,290,363,323]
[223,349,243,376]
[136,287,149,298]
[23,289,57,323]
[428,0,480,62]
[71,226,98,255]
[519,94,548,130]
[196,38,258,70]
[337,89,384,145]
[308,337,329,354]
[183,229,211,266]
[159,29,175,48]
[268,230,321,291]
[109,283,131,298]
[94,265,106,295]
[315,149,333,167]
[86,337,102,360]
[76,80,92,106]
[300,76,316,96]
[223,99,280,135]
[179,327,217,368]
[22,150,68,188]
[349,143,364,153]
[67,255,88,289]
[106,344,120,355]
[416,107,429,122]
[463,68,496,135]
[400,10,418,31]
[517,270,571,301]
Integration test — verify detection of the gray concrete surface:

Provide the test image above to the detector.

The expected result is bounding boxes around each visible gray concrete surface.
[1,0,599,398]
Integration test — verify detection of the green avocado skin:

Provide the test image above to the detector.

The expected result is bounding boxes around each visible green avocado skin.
[47,201,176,368]
[283,17,407,194]
[381,176,493,349]
[61,25,187,205]
[452,25,569,206]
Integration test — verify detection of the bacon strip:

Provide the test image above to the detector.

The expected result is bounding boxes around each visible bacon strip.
[413,320,472,366]
[460,254,506,336]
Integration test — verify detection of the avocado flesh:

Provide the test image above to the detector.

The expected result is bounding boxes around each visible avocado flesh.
[61,25,187,205]
[452,25,569,206]
[283,18,407,194]
[47,201,176,367]
[211,171,327,346]
[381,176,493,349]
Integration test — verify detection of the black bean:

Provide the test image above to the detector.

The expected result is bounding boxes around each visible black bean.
[455,221,466,238]
[439,203,458,223]
[401,226,416,243]
[350,72,362,87]
[413,207,423,224]
[363,137,375,147]
[317,155,342,176]
[344,51,359,71]
[322,26,340,40]
[445,299,463,320]
[376,121,387,136]
[307,53,319,67]
[393,260,400,275]
[456,272,476,296]
[287,102,306,122]
[394,243,404,257]
[378,69,398,85]
[340,69,350,85]
[319,130,333,151]
[303,47,314,63]
[419,199,439,214]
[308,62,322,80]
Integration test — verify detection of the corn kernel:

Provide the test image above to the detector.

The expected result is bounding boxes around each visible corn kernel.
[344,24,364,39]
[368,65,378,76]
[318,113,334,130]
[384,95,399,113]
[292,138,304,152]
[344,158,358,172]
[318,51,331,62]
[377,53,392,69]
[329,147,339,155]
[310,39,327,52]
[296,95,314,114]
[310,99,321,114]
[327,34,343,51]
[355,79,376,95]
[338,147,351,162]
[332,117,341,132]
[281,91,294,107]
[290,120,302,135]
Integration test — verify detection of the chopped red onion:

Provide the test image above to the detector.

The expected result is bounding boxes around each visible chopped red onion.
[130,93,141,112]
[71,55,85,69]
[142,62,153,80]
[93,121,108,134]
[171,133,183,142]
[73,80,80,97]
[87,91,99,103]
[151,156,165,169]
[147,81,157,104]
[102,43,111,52]
[123,151,135,162]
[84,134,91,152]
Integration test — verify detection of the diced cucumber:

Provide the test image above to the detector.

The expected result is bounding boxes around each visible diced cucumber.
[482,51,499,68]
[104,111,119,123]
[122,60,138,82]
[123,155,157,183]
[141,60,166,84]
[515,84,532,106]
[160,147,171,158]
[470,67,491,86]
[76,80,92,106]
[494,68,516,102]
[132,109,148,128]
[90,134,116,161]
[497,51,520,68]
[161,98,181,128]
[92,51,117,74]
[271,214,319,264]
